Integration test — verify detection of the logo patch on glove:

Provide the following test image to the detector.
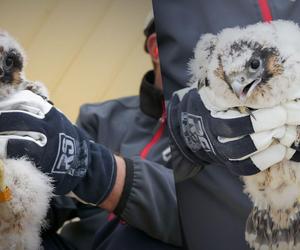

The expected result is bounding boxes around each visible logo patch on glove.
[181,112,215,154]
[51,133,88,177]
[52,133,76,175]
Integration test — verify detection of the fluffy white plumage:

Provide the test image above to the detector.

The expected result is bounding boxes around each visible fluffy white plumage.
[0,159,52,250]
[0,31,53,250]
[190,20,300,110]
[190,20,300,249]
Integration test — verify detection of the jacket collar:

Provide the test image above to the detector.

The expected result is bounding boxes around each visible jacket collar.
[139,71,164,119]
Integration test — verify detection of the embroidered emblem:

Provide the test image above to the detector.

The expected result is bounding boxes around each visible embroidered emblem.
[181,112,215,154]
[52,133,76,175]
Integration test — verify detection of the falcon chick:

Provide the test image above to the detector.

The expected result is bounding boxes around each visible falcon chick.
[0,31,48,98]
[0,31,53,250]
[189,20,300,250]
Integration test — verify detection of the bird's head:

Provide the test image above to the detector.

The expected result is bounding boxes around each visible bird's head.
[190,20,300,109]
[221,41,284,102]
[0,31,25,87]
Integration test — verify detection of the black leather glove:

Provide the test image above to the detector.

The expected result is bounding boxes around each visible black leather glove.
[168,87,288,181]
[0,90,116,205]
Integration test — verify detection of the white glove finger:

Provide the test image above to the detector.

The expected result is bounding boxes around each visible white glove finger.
[219,126,285,161]
[228,143,286,172]
[279,125,297,147]
[283,101,300,125]
[250,126,286,151]
[0,133,47,159]
[0,90,52,116]
[2,132,47,146]
[250,144,286,172]
[211,106,286,134]
[285,148,296,160]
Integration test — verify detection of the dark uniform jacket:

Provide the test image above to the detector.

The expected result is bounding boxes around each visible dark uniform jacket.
[152,1,300,249]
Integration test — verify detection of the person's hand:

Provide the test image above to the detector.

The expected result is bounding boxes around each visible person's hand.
[0,90,116,205]
[168,87,288,180]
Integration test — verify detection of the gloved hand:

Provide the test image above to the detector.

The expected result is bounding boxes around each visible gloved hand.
[168,87,288,180]
[0,90,116,206]
[279,101,300,162]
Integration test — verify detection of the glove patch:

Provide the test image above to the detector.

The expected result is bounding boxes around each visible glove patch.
[51,133,86,177]
[181,112,215,155]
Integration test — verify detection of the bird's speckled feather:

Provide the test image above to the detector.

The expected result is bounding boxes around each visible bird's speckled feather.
[190,20,300,250]
[0,31,52,250]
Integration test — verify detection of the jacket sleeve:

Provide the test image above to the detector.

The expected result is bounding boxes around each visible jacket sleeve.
[114,157,182,246]
[76,104,182,246]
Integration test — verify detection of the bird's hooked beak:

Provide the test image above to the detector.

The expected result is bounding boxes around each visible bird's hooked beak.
[231,78,262,102]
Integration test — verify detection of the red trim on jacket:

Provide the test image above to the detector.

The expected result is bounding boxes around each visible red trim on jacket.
[140,102,166,159]
[258,0,273,22]
[107,213,116,221]
[107,213,126,224]
[107,104,167,225]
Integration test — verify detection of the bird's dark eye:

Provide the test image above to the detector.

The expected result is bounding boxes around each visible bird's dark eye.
[250,59,260,70]
[4,56,14,69]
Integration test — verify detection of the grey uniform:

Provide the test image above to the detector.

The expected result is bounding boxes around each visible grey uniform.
[60,71,182,249]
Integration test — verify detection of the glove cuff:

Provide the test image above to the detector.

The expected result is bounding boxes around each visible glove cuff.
[114,157,134,215]
[71,141,117,206]
[168,91,213,166]
[167,92,212,181]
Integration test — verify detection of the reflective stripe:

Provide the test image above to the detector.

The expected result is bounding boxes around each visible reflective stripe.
[258,0,273,22]
[140,103,166,159]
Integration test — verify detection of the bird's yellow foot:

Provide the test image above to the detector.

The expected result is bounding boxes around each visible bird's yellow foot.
[0,186,11,202]
[0,159,12,202]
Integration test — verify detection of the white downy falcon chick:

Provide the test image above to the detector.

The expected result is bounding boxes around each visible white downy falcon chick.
[0,31,53,250]
[189,20,300,250]
[0,31,48,99]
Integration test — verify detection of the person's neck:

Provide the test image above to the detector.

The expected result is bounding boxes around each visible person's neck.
[153,66,163,91]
